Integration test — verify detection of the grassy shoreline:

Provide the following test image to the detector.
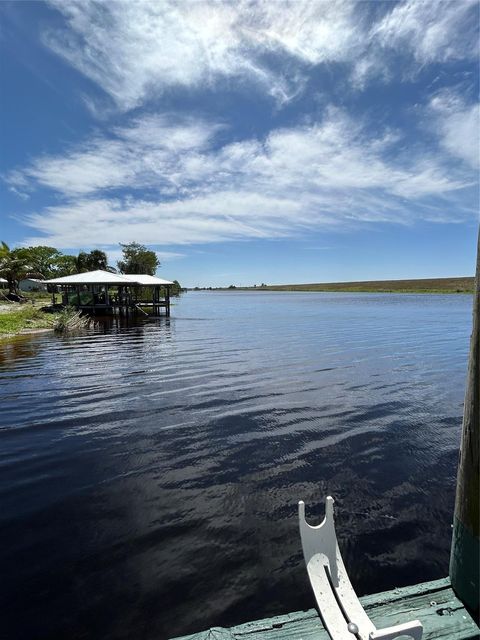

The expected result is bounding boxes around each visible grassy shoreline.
[206,276,474,294]
[0,303,59,338]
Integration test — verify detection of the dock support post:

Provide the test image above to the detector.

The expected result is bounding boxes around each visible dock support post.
[166,285,170,317]
[450,229,479,616]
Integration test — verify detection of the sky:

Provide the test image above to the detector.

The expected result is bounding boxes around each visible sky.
[0,0,479,287]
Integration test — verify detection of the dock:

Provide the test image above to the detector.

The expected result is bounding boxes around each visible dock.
[44,269,174,317]
[171,577,479,640]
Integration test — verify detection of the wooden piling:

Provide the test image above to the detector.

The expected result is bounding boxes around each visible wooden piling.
[450,230,479,615]
[166,285,171,317]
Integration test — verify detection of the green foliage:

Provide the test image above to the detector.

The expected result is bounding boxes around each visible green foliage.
[2,245,78,283]
[117,242,159,275]
[76,249,109,272]
[243,277,475,294]
[53,307,91,333]
[0,242,30,293]
[53,254,77,277]
[0,242,179,294]
[14,246,62,278]
[20,290,52,302]
[171,280,182,295]
[0,305,56,335]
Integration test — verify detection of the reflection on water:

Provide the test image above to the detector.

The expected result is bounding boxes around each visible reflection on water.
[0,333,43,367]
[0,292,471,639]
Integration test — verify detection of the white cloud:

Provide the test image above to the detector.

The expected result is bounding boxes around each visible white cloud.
[350,53,391,90]
[8,115,222,197]
[8,186,30,201]
[373,0,478,64]
[429,90,480,169]
[42,0,361,110]
[9,108,476,250]
[42,0,479,109]
[351,0,478,89]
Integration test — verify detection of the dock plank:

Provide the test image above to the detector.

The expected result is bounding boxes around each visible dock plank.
[171,578,479,640]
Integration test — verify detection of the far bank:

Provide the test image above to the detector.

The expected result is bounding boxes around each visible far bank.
[195,276,474,294]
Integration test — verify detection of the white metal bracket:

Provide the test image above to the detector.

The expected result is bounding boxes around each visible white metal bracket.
[298,496,423,640]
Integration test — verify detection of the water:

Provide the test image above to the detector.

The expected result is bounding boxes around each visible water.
[0,292,472,640]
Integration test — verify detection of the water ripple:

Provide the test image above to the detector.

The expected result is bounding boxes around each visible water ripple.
[0,291,471,639]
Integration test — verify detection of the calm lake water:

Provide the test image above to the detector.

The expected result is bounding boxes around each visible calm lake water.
[0,292,472,640]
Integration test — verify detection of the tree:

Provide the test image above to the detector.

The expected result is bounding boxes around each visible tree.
[15,246,62,279]
[76,249,109,272]
[53,254,77,277]
[117,242,159,275]
[171,280,182,295]
[0,242,30,294]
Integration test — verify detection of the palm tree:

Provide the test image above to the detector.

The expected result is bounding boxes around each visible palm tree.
[76,249,110,272]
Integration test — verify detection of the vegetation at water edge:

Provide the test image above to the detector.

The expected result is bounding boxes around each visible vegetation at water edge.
[206,277,474,294]
[0,305,58,336]
[0,241,181,294]
[53,307,92,333]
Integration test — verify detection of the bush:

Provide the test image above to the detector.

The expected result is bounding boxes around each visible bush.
[53,307,91,333]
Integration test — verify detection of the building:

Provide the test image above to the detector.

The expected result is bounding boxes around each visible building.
[19,278,48,292]
[44,269,174,316]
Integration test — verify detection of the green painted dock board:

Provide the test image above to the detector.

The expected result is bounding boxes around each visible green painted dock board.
[171,577,479,640]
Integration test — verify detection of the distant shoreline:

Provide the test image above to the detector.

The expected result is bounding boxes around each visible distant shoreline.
[190,276,474,294]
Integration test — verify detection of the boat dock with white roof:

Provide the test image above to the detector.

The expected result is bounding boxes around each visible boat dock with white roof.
[45,269,174,316]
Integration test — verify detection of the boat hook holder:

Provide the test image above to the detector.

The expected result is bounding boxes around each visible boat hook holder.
[298,496,423,640]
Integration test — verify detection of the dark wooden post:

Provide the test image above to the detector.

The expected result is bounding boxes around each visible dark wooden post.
[450,230,479,615]
[166,285,170,317]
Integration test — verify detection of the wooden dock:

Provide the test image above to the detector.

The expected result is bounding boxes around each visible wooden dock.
[44,270,174,317]
[171,577,479,640]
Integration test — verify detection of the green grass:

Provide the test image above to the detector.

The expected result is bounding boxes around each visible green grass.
[214,277,474,294]
[20,291,53,302]
[0,305,58,336]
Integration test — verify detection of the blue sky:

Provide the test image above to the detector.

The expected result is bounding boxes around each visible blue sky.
[1,0,478,287]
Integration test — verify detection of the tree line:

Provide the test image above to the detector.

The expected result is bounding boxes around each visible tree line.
[0,242,181,294]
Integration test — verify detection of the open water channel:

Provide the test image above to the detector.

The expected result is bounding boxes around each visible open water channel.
[0,291,472,639]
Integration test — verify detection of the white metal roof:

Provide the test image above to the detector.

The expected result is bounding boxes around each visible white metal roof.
[45,270,131,285]
[0,277,7,284]
[44,269,173,286]
[121,274,174,286]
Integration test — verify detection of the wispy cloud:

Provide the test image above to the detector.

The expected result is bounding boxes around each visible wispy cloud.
[373,0,478,64]
[5,2,478,253]
[8,114,222,197]
[9,107,475,250]
[352,0,478,88]
[42,0,479,110]
[8,186,30,201]
[43,0,360,110]
[429,89,480,169]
